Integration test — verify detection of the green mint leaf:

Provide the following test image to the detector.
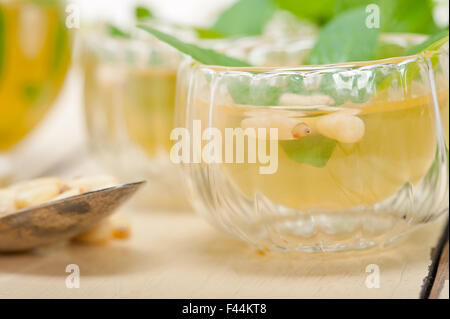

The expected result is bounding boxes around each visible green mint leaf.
[194,27,225,39]
[0,7,4,79]
[374,41,408,60]
[107,24,131,39]
[406,30,449,55]
[379,0,439,34]
[211,0,276,37]
[137,25,251,67]
[333,0,439,34]
[274,0,335,26]
[307,7,380,65]
[135,6,154,21]
[280,135,337,168]
[227,78,282,105]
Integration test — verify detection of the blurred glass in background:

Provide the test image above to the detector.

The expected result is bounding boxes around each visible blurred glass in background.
[0,0,72,185]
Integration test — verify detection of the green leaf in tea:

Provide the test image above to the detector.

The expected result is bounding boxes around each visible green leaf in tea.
[227,78,282,106]
[307,7,380,65]
[107,24,131,39]
[280,135,337,168]
[211,0,276,37]
[135,6,154,21]
[137,25,251,67]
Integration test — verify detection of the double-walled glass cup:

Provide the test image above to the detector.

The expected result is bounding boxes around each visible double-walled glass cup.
[176,35,449,252]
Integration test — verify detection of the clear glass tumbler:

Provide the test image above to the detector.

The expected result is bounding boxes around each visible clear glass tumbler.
[176,35,449,252]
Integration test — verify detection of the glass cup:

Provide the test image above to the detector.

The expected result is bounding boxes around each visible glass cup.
[82,25,189,208]
[176,34,449,252]
[0,0,72,184]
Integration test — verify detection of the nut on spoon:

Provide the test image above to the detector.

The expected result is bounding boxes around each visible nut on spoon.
[0,181,145,252]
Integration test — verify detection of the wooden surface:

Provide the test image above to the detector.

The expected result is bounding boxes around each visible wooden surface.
[1,70,449,299]
[0,208,447,299]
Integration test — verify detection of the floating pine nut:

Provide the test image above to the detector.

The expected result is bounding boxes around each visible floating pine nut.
[66,175,119,193]
[241,115,309,140]
[316,113,365,143]
[292,123,312,138]
[279,93,335,106]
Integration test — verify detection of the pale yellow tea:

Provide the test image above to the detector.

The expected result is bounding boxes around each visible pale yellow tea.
[0,1,71,150]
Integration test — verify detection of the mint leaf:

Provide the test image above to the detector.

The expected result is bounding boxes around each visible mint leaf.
[307,7,380,65]
[379,0,439,34]
[274,0,335,25]
[194,28,224,39]
[406,30,449,55]
[334,0,439,34]
[137,25,251,67]
[107,24,131,39]
[0,7,4,79]
[280,135,337,168]
[135,6,154,21]
[227,78,282,105]
[211,0,276,37]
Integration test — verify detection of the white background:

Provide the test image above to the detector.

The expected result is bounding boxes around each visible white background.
[72,0,236,27]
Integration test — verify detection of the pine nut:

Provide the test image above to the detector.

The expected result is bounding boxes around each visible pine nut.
[15,182,61,209]
[72,219,114,244]
[241,114,310,140]
[110,213,131,239]
[316,113,365,143]
[51,188,82,201]
[0,189,16,214]
[66,175,119,193]
[279,93,335,106]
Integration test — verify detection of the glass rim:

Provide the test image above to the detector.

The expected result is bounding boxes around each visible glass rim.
[191,35,449,74]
